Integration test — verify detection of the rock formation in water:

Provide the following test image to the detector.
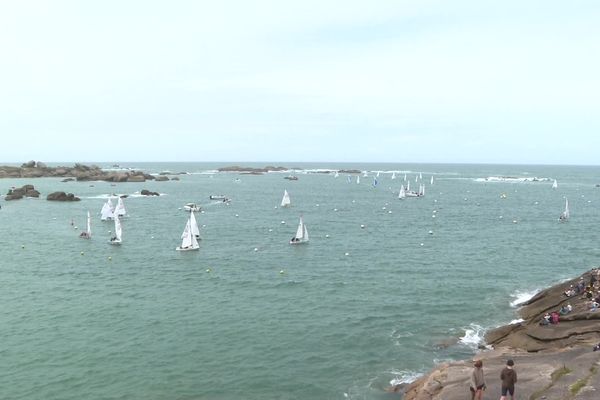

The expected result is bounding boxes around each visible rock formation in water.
[0,161,156,182]
[46,191,81,201]
[402,269,600,400]
[5,184,40,200]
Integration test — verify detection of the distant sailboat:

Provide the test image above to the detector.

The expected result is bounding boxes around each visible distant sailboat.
[109,215,122,244]
[281,190,291,207]
[356,175,360,184]
[430,176,434,185]
[391,172,396,180]
[334,171,339,178]
[398,185,406,199]
[290,216,309,244]
[79,211,91,239]
[373,177,378,187]
[176,216,200,251]
[100,198,114,221]
[552,179,558,189]
[376,171,380,178]
[559,198,569,222]
[347,175,352,183]
[403,173,407,181]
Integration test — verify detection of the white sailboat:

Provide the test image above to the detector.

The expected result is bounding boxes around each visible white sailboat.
[356,175,360,184]
[391,172,396,180]
[334,171,339,178]
[430,175,434,185]
[398,185,406,199]
[290,216,309,244]
[109,215,122,244]
[79,211,91,239]
[552,179,558,189]
[176,217,200,251]
[100,198,114,221]
[559,198,569,222]
[281,190,291,207]
[114,197,127,217]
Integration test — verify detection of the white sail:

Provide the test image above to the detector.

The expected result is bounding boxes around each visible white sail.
[334,171,339,178]
[376,171,380,177]
[391,172,396,180]
[177,217,199,250]
[100,198,114,220]
[398,185,406,199]
[419,184,425,196]
[356,175,360,184]
[115,197,127,217]
[290,216,309,244]
[403,173,407,181]
[552,179,558,189]
[80,211,92,239]
[281,190,291,207]
[430,175,434,185]
[419,172,422,180]
[406,181,410,192]
[189,209,200,238]
[560,198,570,221]
[110,215,122,244]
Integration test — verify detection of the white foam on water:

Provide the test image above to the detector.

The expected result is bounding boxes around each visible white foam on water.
[389,369,423,385]
[510,289,539,307]
[509,318,525,324]
[459,323,485,349]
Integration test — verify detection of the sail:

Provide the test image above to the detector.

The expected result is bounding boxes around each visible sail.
[347,175,351,183]
[180,219,191,239]
[552,179,558,189]
[302,220,309,242]
[114,215,122,241]
[181,222,193,248]
[115,197,126,217]
[419,184,425,196]
[356,176,360,184]
[430,175,434,185]
[100,199,114,220]
[398,185,406,199]
[281,190,291,207]
[372,177,378,187]
[189,210,200,238]
[334,171,339,178]
[406,181,410,192]
[391,172,396,180]
[86,211,92,237]
[295,217,304,239]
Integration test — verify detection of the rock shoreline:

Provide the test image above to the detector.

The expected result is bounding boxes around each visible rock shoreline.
[402,269,600,400]
[0,161,161,182]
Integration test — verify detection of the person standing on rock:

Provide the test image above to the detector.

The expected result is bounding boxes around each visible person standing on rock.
[500,359,517,400]
[469,359,486,400]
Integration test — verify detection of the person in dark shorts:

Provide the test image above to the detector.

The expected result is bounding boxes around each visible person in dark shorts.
[500,359,517,400]
[469,359,486,400]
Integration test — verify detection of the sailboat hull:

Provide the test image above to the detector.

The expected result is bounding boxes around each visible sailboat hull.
[175,246,199,251]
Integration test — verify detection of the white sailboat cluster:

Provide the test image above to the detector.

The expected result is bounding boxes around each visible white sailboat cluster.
[398,181,425,198]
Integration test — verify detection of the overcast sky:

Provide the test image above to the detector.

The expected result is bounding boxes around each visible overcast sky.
[0,1,598,164]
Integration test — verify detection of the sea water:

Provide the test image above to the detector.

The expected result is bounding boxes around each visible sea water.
[1,162,599,400]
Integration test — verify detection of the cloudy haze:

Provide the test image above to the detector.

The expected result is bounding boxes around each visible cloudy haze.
[0,1,598,164]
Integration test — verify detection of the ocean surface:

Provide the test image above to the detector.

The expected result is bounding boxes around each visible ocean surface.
[1,162,599,400]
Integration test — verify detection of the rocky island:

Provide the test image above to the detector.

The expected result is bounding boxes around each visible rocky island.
[0,161,157,182]
[217,165,289,174]
[403,269,600,400]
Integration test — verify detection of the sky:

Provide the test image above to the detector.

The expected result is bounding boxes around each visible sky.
[0,0,599,164]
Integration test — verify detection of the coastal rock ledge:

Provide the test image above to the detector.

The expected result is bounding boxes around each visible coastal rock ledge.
[403,269,600,400]
[0,161,155,182]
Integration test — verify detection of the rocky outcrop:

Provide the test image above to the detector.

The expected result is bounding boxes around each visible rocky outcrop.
[47,191,80,201]
[0,161,157,183]
[217,165,289,173]
[140,189,160,196]
[154,176,169,181]
[5,185,40,200]
[403,269,600,400]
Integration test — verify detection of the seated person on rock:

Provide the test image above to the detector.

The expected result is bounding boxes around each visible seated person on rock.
[540,313,551,325]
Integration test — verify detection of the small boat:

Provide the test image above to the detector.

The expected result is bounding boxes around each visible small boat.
[79,211,92,239]
[183,203,201,212]
[109,215,122,245]
[284,175,299,181]
[559,198,569,222]
[290,216,309,245]
[176,215,200,251]
[100,198,115,221]
[281,189,291,207]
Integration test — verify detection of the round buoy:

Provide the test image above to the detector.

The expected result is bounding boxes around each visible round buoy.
[80,251,84,255]
[151,236,154,239]
[254,248,258,252]
[344,252,349,256]
[334,208,338,212]
[316,204,319,207]
[428,230,433,235]
[274,206,278,209]
[108,256,112,261]
[268,228,273,232]
[360,224,365,229]
[279,270,285,274]
[281,220,285,224]
[420,243,424,246]
[235,214,239,217]
[499,216,503,219]
[206,268,211,273]
[388,210,392,214]
[513,220,518,224]
[432,215,436,218]
[21,245,25,249]
[382,206,386,210]
[325,234,330,238]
